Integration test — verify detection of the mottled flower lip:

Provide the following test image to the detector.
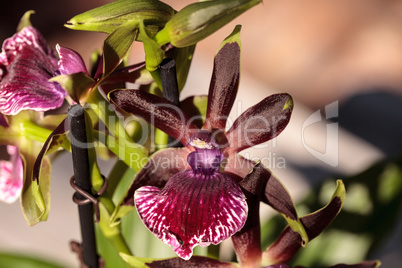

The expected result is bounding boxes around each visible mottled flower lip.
[0,145,23,204]
[134,169,248,260]
[0,26,66,115]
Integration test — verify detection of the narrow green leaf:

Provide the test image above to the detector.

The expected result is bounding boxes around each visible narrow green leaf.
[154,0,261,47]
[65,0,174,34]
[102,21,138,78]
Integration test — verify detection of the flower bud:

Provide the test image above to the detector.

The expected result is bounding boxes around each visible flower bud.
[154,0,261,47]
[65,0,175,34]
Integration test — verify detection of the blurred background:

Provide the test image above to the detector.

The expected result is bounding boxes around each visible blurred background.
[1,0,401,267]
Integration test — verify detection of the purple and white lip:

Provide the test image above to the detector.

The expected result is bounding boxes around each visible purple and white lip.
[134,130,248,260]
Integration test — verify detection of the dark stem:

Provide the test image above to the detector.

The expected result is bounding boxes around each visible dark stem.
[68,104,99,268]
[160,58,182,147]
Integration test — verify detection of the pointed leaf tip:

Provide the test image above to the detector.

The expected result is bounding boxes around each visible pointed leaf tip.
[219,25,242,51]
[17,10,35,32]
[282,94,293,111]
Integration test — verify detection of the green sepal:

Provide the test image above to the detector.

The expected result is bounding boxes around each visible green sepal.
[50,72,95,103]
[154,0,261,47]
[139,22,164,72]
[20,145,51,226]
[65,0,174,34]
[17,10,35,32]
[102,21,138,78]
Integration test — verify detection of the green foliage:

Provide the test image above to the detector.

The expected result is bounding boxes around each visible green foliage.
[65,0,174,34]
[0,253,66,268]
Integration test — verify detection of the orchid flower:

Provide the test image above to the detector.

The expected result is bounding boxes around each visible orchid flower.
[109,26,303,263]
[0,26,66,115]
[0,16,69,225]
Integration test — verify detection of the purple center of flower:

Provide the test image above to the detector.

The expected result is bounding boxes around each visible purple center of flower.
[187,130,223,175]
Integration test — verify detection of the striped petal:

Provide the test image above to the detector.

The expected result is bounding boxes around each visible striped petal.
[134,170,248,260]
[0,27,66,115]
[56,45,89,75]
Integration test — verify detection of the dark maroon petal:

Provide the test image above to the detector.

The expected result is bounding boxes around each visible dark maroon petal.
[328,260,381,268]
[146,255,237,268]
[223,154,255,182]
[232,178,262,267]
[122,148,190,207]
[56,45,88,75]
[0,27,66,115]
[109,89,199,147]
[225,93,293,153]
[263,181,345,265]
[236,161,298,221]
[134,170,248,260]
[204,42,240,132]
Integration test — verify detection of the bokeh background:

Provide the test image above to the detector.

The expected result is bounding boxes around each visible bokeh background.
[1,0,401,267]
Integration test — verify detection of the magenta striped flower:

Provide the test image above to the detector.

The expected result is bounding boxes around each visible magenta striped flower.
[110,37,296,262]
[0,26,66,115]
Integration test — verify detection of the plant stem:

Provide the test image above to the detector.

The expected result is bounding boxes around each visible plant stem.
[69,104,99,268]
[159,58,182,148]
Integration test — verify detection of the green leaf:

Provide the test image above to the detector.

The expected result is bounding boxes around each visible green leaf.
[102,21,138,78]
[17,10,35,32]
[50,72,95,103]
[65,0,174,34]
[0,252,66,268]
[154,0,261,47]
